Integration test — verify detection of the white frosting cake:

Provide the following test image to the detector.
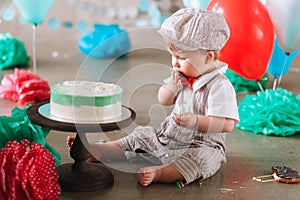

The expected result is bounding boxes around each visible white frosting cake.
[50,81,123,122]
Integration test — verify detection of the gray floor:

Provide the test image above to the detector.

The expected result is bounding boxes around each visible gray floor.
[1,8,300,199]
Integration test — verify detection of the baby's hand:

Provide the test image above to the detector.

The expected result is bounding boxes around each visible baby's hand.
[172,112,198,129]
[171,67,182,89]
[163,67,183,95]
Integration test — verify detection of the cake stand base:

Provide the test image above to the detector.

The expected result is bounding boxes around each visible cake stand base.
[57,163,114,192]
[26,101,136,192]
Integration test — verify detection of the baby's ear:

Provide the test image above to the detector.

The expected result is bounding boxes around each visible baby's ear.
[206,51,215,63]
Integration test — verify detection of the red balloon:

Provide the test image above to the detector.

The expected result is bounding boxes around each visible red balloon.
[207,0,274,81]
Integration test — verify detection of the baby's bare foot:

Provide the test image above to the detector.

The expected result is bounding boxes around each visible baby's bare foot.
[137,166,161,186]
[67,135,75,149]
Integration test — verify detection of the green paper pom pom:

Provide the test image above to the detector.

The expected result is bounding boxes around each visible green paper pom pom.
[0,107,61,166]
[236,88,300,136]
[225,69,268,92]
[0,33,30,70]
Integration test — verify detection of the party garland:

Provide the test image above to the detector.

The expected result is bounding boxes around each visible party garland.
[236,88,300,136]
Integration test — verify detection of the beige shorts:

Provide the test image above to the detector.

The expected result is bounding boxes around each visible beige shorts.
[118,126,226,184]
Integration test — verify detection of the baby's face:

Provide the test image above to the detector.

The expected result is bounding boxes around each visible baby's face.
[170,50,215,78]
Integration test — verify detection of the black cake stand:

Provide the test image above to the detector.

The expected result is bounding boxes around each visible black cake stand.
[26,101,136,192]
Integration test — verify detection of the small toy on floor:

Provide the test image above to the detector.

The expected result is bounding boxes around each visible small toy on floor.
[175,180,185,189]
[253,166,300,183]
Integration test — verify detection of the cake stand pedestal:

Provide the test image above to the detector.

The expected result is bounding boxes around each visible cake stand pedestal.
[26,101,135,192]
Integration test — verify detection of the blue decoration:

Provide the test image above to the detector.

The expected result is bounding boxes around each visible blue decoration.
[148,6,161,18]
[148,6,161,27]
[78,24,131,59]
[76,20,88,33]
[48,18,60,29]
[62,21,73,28]
[183,0,211,9]
[138,0,150,13]
[267,37,300,79]
[2,7,15,21]
[136,19,149,27]
[160,13,172,24]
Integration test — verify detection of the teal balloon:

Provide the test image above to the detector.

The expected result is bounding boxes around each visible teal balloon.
[13,0,55,25]
[183,0,211,9]
[267,37,300,79]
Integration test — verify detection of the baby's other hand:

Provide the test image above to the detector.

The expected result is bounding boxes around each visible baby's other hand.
[172,112,198,129]
[163,68,183,95]
[171,67,183,89]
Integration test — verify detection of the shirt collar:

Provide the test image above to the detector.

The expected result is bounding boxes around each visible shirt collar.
[192,60,228,91]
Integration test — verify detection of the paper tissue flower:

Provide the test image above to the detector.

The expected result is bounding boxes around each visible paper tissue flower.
[0,68,50,105]
[0,33,30,70]
[78,24,131,58]
[0,106,61,166]
[0,140,61,200]
[225,69,268,92]
[236,88,300,136]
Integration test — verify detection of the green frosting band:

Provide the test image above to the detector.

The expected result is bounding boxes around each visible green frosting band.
[0,33,30,70]
[50,83,122,106]
[51,92,122,106]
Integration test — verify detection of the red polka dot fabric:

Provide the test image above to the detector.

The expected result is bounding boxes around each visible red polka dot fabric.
[0,140,61,200]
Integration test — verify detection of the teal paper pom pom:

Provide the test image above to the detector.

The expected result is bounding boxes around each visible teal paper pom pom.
[225,69,268,92]
[236,88,300,136]
[0,33,30,70]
